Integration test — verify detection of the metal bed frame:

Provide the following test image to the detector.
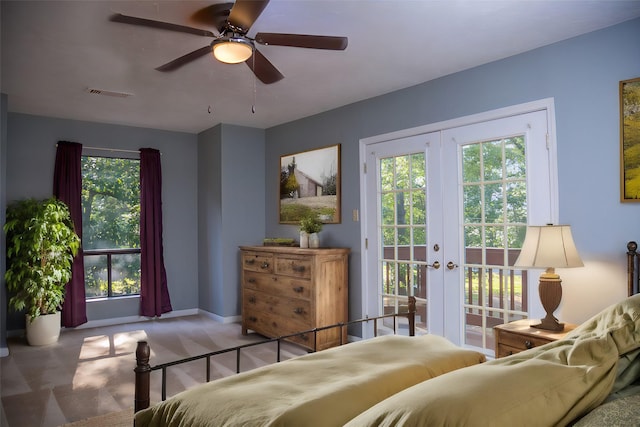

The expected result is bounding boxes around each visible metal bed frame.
[134,296,416,412]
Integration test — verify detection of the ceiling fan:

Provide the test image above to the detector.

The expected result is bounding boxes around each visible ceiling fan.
[109,0,348,84]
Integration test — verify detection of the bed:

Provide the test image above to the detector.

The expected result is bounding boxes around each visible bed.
[133,241,640,426]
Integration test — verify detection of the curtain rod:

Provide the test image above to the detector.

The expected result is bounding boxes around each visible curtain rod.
[56,143,161,155]
[82,146,140,154]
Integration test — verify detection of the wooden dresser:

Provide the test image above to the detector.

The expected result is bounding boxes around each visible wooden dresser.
[494,319,577,358]
[239,245,350,351]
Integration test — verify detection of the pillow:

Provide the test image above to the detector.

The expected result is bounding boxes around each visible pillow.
[345,328,621,426]
[135,334,486,427]
[567,293,640,356]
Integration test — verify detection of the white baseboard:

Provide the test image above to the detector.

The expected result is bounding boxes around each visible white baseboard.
[0,347,8,357]
[7,309,239,341]
[347,334,361,343]
[197,309,241,324]
[66,308,200,331]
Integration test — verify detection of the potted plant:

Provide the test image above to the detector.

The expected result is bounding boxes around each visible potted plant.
[300,214,323,248]
[4,197,80,345]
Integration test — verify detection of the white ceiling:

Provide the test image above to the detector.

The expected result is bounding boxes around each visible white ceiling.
[2,0,640,134]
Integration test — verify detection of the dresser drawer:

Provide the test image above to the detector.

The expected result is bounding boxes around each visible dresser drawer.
[274,255,312,279]
[243,271,311,300]
[242,251,274,273]
[497,330,551,352]
[243,308,311,340]
[496,343,524,358]
[244,289,312,324]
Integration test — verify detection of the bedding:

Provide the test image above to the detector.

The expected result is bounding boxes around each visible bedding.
[134,334,486,427]
[572,389,640,426]
[345,293,640,426]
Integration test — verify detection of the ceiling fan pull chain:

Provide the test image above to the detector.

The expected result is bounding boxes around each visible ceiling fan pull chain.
[252,54,257,114]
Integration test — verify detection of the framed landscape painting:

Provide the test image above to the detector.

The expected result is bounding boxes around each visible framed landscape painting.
[279,144,341,224]
[621,77,640,202]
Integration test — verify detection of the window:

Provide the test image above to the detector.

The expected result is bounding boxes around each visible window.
[81,155,141,298]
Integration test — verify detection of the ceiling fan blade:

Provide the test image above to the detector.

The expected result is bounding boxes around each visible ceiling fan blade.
[155,45,213,72]
[191,3,234,32]
[255,33,348,50]
[228,0,270,32]
[245,49,284,84]
[109,13,215,38]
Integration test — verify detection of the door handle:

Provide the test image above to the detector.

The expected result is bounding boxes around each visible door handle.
[446,262,459,270]
[427,261,441,270]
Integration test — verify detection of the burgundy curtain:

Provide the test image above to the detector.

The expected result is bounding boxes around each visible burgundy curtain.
[53,141,88,327]
[140,148,172,317]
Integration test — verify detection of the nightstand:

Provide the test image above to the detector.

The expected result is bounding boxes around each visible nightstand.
[494,319,577,358]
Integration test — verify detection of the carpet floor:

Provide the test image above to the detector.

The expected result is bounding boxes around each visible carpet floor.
[60,408,133,427]
[0,314,307,427]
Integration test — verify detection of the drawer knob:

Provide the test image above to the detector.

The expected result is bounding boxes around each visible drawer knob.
[248,296,256,304]
[293,265,306,272]
[293,307,304,315]
[293,286,304,293]
[525,340,533,349]
[247,278,256,283]
[261,262,270,269]
[248,316,257,322]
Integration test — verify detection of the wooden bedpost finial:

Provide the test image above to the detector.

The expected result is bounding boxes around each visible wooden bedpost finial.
[408,296,416,337]
[135,341,151,413]
[628,241,639,297]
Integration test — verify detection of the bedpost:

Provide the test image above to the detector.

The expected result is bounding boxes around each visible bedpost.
[408,296,416,336]
[628,241,638,297]
[135,341,151,413]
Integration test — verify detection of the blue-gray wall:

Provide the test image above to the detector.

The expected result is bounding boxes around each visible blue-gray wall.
[198,125,223,316]
[4,114,199,329]
[265,18,640,324]
[197,124,265,318]
[3,17,640,335]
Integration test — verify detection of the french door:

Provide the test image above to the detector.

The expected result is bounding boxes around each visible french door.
[362,107,554,353]
[363,132,442,337]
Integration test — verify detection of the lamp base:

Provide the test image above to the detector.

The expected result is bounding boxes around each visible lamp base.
[532,317,565,331]
[534,277,564,331]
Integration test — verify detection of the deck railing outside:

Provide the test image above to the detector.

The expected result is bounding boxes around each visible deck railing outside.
[383,246,528,329]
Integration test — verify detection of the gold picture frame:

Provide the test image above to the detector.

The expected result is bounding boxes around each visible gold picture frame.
[621,77,640,202]
[279,144,341,224]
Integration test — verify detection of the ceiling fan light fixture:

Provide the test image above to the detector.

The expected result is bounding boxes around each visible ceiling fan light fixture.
[212,36,253,64]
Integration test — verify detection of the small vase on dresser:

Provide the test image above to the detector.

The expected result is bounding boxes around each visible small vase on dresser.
[299,215,323,249]
[299,231,309,248]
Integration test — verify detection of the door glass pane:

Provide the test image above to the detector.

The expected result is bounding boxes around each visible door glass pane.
[461,137,529,351]
[379,151,427,332]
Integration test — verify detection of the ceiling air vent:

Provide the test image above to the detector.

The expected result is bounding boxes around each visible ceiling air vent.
[86,88,133,98]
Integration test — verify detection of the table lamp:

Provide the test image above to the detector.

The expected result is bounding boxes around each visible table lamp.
[514,224,583,331]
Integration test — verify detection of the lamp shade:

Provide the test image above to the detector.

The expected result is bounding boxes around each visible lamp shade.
[514,225,583,269]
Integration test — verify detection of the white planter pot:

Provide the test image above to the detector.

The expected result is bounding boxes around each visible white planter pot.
[309,232,320,248]
[26,311,61,346]
[300,231,309,248]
